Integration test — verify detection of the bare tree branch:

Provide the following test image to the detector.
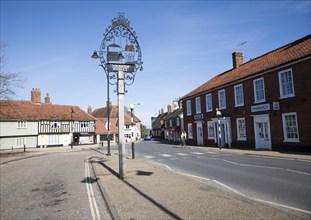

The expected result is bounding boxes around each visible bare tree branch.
[0,43,26,100]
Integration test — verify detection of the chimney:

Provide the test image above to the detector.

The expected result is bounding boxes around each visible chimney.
[31,88,41,104]
[167,104,172,113]
[161,108,164,114]
[87,106,92,114]
[44,93,51,104]
[232,52,243,68]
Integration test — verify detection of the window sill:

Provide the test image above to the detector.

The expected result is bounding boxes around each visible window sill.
[254,100,265,104]
[279,95,295,99]
[237,138,247,141]
[235,104,244,108]
[283,139,300,143]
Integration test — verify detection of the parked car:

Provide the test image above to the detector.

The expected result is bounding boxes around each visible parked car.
[144,135,151,141]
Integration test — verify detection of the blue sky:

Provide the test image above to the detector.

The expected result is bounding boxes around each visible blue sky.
[1,0,310,128]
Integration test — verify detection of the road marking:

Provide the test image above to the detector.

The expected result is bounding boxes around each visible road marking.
[181,173,211,181]
[145,160,311,215]
[285,169,311,176]
[176,153,188,156]
[160,154,172,157]
[212,179,311,215]
[170,158,178,160]
[85,160,100,220]
[222,159,309,174]
[191,152,205,155]
[222,159,239,165]
[144,155,154,159]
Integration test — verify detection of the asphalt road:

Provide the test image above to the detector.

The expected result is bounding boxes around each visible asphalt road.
[133,140,311,214]
[0,147,109,220]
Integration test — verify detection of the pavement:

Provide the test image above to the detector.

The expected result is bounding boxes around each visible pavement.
[1,144,310,219]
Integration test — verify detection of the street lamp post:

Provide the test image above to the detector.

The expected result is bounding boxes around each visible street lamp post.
[106,74,111,156]
[216,108,222,150]
[129,104,135,159]
[91,13,143,179]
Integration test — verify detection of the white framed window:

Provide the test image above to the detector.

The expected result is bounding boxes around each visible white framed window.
[49,135,60,145]
[218,89,226,109]
[186,100,192,116]
[282,112,299,142]
[234,84,244,107]
[279,69,295,99]
[206,94,212,112]
[16,137,26,147]
[195,97,201,114]
[50,121,61,129]
[253,78,265,103]
[187,123,193,139]
[176,118,180,126]
[169,119,172,127]
[17,121,27,128]
[207,121,214,140]
[236,118,246,140]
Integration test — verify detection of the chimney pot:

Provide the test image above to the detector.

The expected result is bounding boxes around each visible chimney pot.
[44,93,51,104]
[87,106,92,114]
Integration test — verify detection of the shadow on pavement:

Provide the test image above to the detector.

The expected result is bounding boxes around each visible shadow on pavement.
[136,170,154,176]
[80,177,99,184]
[96,160,182,220]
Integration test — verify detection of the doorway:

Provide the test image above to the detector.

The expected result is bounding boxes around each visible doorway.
[211,117,232,147]
[196,121,204,146]
[253,115,271,150]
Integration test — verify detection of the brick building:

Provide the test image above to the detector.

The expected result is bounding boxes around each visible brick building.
[181,35,311,151]
[90,100,141,143]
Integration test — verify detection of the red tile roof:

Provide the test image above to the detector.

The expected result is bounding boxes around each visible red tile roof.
[95,118,118,134]
[0,100,95,121]
[91,105,141,123]
[183,35,311,99]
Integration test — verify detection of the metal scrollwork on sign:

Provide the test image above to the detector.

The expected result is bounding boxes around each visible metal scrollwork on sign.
[99,13,143,81]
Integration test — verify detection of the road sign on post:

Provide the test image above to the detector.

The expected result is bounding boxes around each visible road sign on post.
[91,12,143,179]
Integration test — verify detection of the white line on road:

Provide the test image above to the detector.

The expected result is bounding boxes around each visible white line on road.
[222,159,309,175]
[85,160,100,220]
[144,155,154,159]
[191,152,205,155]
[159,154,172,157]
[148,160,311,215]
[175,153,189,156]
[212,180,311,215]
[285,169,311,176]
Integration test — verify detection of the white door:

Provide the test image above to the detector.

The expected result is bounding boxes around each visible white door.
[253,115,271,150]
[196,122,203,146]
